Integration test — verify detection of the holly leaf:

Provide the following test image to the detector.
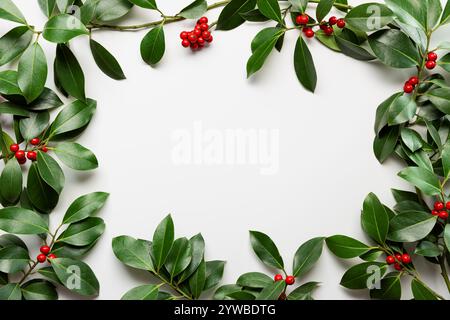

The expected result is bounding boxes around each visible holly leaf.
[54,44,86,101]
[21,279,58,300]
[89,39,125,80]
[387,211,437,242]
[37,151,65,194]
[316,0,334,22]
[361,193,389,244]
[326,235,371,258]
[340,262,388,289]
[0,283,22,300]
[58,217,105,246]
[54,142,98,171]
[140,25,165,66]
[257,0,282,22]
[292,237,324,277]
[128,0,157,10]
[49,99,96,138]
[249,231,284,269]
[293,36,317,92]
[63,192,109,224]
[411,278,439,300]
[236,272,273,288]
[152,214,175,271]
[94,0,133,22]
[19,111,49,141]
[0,159,22,205]
[255,280,285,300]
[18,42,47,103]
[0,26,33,67]
[51,258,99,296]
[398,167,441,196]
[43,14,89,43]
[27,163,59,213]
[0,0,26,24]
[179,0,207,19]
[112,235,154,271]
[370,272,401,300]
[189,259,206,299]
[204,260,226,290]
[121,284,159,300]
[288,281,319,300]
[217,0,257,30]
[164,237,192,279]
[345,3,394,32]
[0,245,29,273]
[0,207,49,234]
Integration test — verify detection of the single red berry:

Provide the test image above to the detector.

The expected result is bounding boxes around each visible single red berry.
[394,263,402,271]
[37,254,47,263]
[296,14,309,25]
[191,43,199,50]
[9,144,19,153]
[274,274,283,281]
[432,210,440,216]
[30,138,40,145]
[337,18,346,28]
[202,31,211,40]
[200,23,209,31]
[180,31,188,40]
[194,24,202,31]
[395,253,402,261]
[197,37,205,45]
[403,82,414,93]
[434,201,444,210]
[386,255,395,265]
[446,201,450,210]
[401,253,411,264]
[409,76,419,86]
[41,146,48,153]
[47,253,57,260]
[40,245,51,255]
[188,34,197,43]
[193,29,202,37]
[15,150,25,160]
[198,16,208,24]
[182,39,190,47]
[324,26,334,36]
[27,151,37,161]
[285,276,295,285]
[329,16,338,25]
[439,211,449,219]
[320,23,327,30]
[426,60,437,70]
[206,35,213,43]
[304,28,315,38]
[18,157,26,165]
[427,52,438,61]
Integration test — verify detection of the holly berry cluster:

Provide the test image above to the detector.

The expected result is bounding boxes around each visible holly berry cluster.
[274,273,295,285]
[36,245,57,263]
[295,14,346,38]
[9,138,48,165]
[425,52,438,70]
[180,17,213,50]
[385,252,411,271]
[403,76,419,94]
[431,201,450,220]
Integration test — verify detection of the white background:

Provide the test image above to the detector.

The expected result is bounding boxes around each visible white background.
[2,0,450,300]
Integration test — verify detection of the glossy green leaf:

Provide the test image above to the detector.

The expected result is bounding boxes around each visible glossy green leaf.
[28,88,63,111]
[257,0,282,22]
[0,26,33,66]
[43,14,88,43]
[236,272,273,289]
[49,99,96,138]
[326,235,371,258]
[19,111,49,141]
[0,207,48,234]
[0,70,21,95]
[335,35,375,61]
[398,167,440,196]
[374,93,401,134]
[121,284,159,300]
[63,192,108,224]
[204,260,226,290]
[51,258,99,296]
[0,0,26,24]
[37,267,61,284]
[152,214,174,271]
[251,27,283,53]
[0,234,27,250]
[94,0,133,22]
[37,151,65,194]
[411,278,439,300]
[388,211,437,242]
[112,236,154,271]
[373,125,399,163]
[316,0,334,22]
[217,0,256,30]
[414,241,441,257]
[54,142,98,171]
[178,233,205,283]
[255,280,285,300]
[140,25,165,66]
[288,281,319,300]
[427,88,450,114]
[292,237,324,277]
[345,3,394,31]
[293,36,317,92]
[89,39,125,80]
[385,0,426,30]
[370,272,401,300]
[17,42,47,103]
[340,262,388,289]
[213,284,243,300]
[27,162,59,213]
[189,259,206,299]
[0,159,22,205]
[58,217,105,246]
[444,224,450,253]
[425,0,442,31]
[54,44,86,101]
[388,94,417,125]
[165,237,192,279]
[288,0,308,12]
[0,246,29,273]
[38,0,57,17]
[441,0,450,25]
[315,30,340,51]
[0,283,21,300]
[401,128,424,152]
[361,193,389,244]
[128,0,157,9]
[240,9,270,21]
[21,279,57,300]
[179,0,207,19]
[249,231,283,269]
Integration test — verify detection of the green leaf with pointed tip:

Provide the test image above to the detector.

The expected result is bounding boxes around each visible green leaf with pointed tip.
[401,128,424,152]
[442,0,450,25]
[251,27,283,53]
[316,0,334,22]
[27,162,59,213]
[0,283,21,300]
[38,0,57,17]
[0,159,22,205]
[240,9,269,21]
[256,280,285,300]
[58,217,105,246]
[257,0,282,22]
[426,88,450,114]
[249,231,283,269]
[335,35,375,61]
[385,0,426,30]
[54,142,98,171]
[21,279,57,300]
[388,211,437,242]
[288,0,308,12]
[165,237,192,279]
[121,284,159,300]
[49,99,96,138]
[51,258,99,296]
[398,167,440,196]
[0,70,21,95]
[89,39,126,80]
[18,42,47,103]
[361,193,389,244]
[94,0,133,22]
[0,207,48,234]
[236,272,273,289]
[293,237,324,277]
[37,151,65,194]
[370,272,401,300]
[213,284,242,300]
[326,235,371,258]
[0,246,29,273]
[128,0,157,9]
[288,281,319,300]
[345,3,394,32]
[0,0,26,24]
[19,111,49,141]
[178,233,205,283]
[189,259,206,299]
[373,125,399,163]
[411,278,439,300]
[388,94,417,125]
[204,260,226,290]
[28,88,63,111]
[340,262,388,289]
[0,234,27,250]
[140,25,165,66]
[152,215,175,271]
[54,44,85,101]
[179,0,207,19]
[112,236,154,271]
[293,36,317,92]
[0,26,33,67]
[63,192,109,224]
[217,0,256,30]
[43,14,89,43]
[414,241,441,257]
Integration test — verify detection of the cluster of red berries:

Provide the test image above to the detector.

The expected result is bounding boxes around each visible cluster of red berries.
[180,17,213,50]
[36,245,56,263]
[425,52,438,70]
[386,252,411,271]
[274,274,295,285]
[9,138,48,165]
[431,201,450,220]
[295,15,345,38]
[403,75,419,93]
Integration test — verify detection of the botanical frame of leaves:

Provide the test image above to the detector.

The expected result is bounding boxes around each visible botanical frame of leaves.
[0,0,450,300]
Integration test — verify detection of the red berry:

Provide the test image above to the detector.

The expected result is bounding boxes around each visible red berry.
[198,17,208,24]
[15,150,25,160]
[446,202,450,210]
[18,157,26,165]
[202,31,211,40]
[409,76,419,86]
[193,29,202,37]
[40,245,51,255]
[188,34,197,43]
[324,26,334,36]
[197,37,205,45]
[30,138,40,145]
[439,211,449,219]
[47,253,56,259]
[274,274,283,281]
[200,23,209,31]
[404,82,414,93]
[206,35,213,43]
[296,14,309,25]
[395,253,402,261]
[191,43,199,50]
[337,18,346,28]
[386,255,395,265]
[37,254,47,263]
[41,146,48,153]
[320,23,327,30]
[182,39,190,47]
[195,24,202,31]
[9,144,19,153]
[426,60,436,70]
[434,201,444,210]
[285,276,295,285]
[394,263,402,271]
[427,52,438,61]
[329,16,338,25]
[401,253,411,264]
[180,31,188,40]
[304,28,315,38]
[432,210,440,216]
[27,151,37,161]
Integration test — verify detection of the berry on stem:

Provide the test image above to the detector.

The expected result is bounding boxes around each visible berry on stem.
[274,274,283,281]
[439,211,449,219]
[401,253,411,264]
[395,253,402,261]
[337,19,346,28]
[285,275,295,285]
[30,138,40,145]
[394,263,402,271]
[432,210,439,216]
[386,255,395,265]
[403,82,414,94]
[37,254,47,263]
[18,157,26,165]
[40,245,50,255]
[180,31,188,40]
[324,26,334,36]
[426,60,436,70]
[9,144,19,153]
[427,52,438,61]
[41,146,48,153]
[446,201,450,210]
[198,17,208,24]
[182,39,190,47]
[15,150,25,160]
[434,201,444,210]
[409,76,419,86]
[296,14,309,25]
[329,16,338,25]
[27,151,37,161]
[48,254,57,259]
[304,28,315,38]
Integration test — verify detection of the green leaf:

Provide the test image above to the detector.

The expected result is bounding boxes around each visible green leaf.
[18,42,47,103]
[0,283,21,300]
[425,0,442,31]
[240,9,270,21]
[335,35,375,61]
[439,53,450,73]
[326,235,371,258]
[226,291,256,300]
[121,284,159,300]
[112,236,154,271]
[249,231,283,269]
[398,167,441,196]
[51,258,99,296]
[370,272,401,300]
[414,241,441,257]
[94,0,133,22]
[0,159,22,205]
[426,88,450,114]
[54,142,98,171]
[315,30,340,51]
[0,0,26,24]
[213,284,243,300]
[340,262,388,289]
[444,224,450,253]
[165,237,192,279]
[19,111,49,141]
[251,27,282,52]
[292,237,324,277]
[140,25,165,66]
[411,278,439,300]
[49,99,96,138]
[0,207,48,234]
[21,279,57,300]
[0,234,27,250]
[178,233,205,283]
[388,211,437,242]
[361,193,389,244]
[63,192,108,224]
[58,217,105,246]
[236,272,273,289]
[441,0,450,25]
[373,126,399,163]
[128,0,157,10]
[216,0,256,30]
[395,20,427,51]
[27,162,59,213]
[391,188,419,203]
[385,0,426,30]
[401,128,424,152]
[257,0,282,22]
[89,39,126,80]
[152,214,175,271]
[0,26,33,66]
[38,0,57,17]
[43,14,89,43]
[316,0,334,22]
[0,246,29,273]
[368,29,420,68]
[288,0,308,12]
[0,70,21,95]
[374,93,401,134]
[346,3,394,31]
[36,151,65,194]
[179,0,207,19]
[256,280,285,300]
[189,259,206,299]
[28,88,63,111]
[204,260,226,290]
[388,94,417,125]
[288,281,319,300]
[54,44,86,101]
[293,36,317,93]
